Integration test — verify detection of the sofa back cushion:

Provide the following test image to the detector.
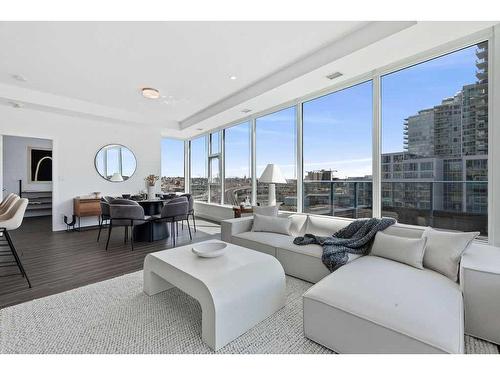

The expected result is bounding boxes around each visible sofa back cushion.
[423,227,479,282]
[382,224,424,239]
[252,214,291,235]
[370,232,427,269]
[287,214,308,237]
[306,215,351,237]
[253,205,279,216]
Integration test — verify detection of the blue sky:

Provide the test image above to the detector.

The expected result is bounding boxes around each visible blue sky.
[161,44,480,179]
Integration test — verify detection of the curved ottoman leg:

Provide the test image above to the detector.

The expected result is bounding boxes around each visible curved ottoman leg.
[144,269,174,296]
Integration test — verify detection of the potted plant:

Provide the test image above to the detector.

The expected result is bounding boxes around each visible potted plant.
[144,174,160,200]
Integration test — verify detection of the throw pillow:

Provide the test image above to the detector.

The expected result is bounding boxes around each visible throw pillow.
[253,205,279,217]
[422,227,479,282]
[252,214,291,235]
[370,231,427,269]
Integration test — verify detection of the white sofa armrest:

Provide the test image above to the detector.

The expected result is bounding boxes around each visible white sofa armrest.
[221,216,254,243]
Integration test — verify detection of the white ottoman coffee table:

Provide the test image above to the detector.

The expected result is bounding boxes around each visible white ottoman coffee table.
[143,240,286,350]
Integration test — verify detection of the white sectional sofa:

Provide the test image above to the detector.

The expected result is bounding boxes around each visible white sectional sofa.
[221,213,480,354]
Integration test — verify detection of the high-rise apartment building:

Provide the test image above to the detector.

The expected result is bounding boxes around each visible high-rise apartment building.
[382,42,488,218]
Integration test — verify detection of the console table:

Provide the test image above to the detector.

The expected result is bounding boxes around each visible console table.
[232,206,253,218]
[74,197,101,230]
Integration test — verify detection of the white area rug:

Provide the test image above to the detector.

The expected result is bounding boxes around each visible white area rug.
[0,272,497,354]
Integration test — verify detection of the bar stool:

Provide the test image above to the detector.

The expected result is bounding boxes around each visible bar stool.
[0,194,19,217]
[0,193,15,209]
[0,198,31,288]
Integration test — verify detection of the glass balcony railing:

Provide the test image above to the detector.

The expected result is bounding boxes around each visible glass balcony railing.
[303,180,488,236]
[303,180,373,219]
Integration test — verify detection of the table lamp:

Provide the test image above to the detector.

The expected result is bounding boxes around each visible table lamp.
[259,163,287,206]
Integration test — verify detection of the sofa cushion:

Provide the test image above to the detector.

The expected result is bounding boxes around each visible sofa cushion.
[252,214,291,235]
[303,256,464,353]
[275,239,362,283]
[423,227,479,282]
[306,215,350,236]
[232,231,291,256]
[370,231,427,269]
[287,214,308,237]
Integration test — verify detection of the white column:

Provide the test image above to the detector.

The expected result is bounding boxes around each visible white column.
[251,118,257,206]
[372,75,382,218]
[184,140,190,194]
[220,130,225,205]
[489,27,500,245]
[296,103,303,213]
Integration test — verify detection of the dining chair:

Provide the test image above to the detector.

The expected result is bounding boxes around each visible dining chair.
[110,198,140,205]
[166,196,188,236]
[157,200,190,247]
[180,193,196,232]
[106,204,149,251]
[0,198,31,288]
[97,200,111,242]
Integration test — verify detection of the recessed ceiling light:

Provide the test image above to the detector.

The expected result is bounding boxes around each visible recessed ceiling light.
[241,108,252,113]
[141,87,160,99]
[326,72,343,80]
[11,74,27,82]
[230,75,237,80]
[196,128,204,131]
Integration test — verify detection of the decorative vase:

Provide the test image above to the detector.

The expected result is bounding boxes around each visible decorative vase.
[147,185,155,200]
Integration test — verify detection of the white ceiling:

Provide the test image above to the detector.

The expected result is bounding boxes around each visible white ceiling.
[0,21,368,127]
[0,21,497,138]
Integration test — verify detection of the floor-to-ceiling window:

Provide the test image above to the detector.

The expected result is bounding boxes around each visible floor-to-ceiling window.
[208,131,222,204]
[381,42,488,236]
[190,136,208,202]
[160,138,185,193]
[224,122,251,206]
[303,81,373,218]
[256,107,297,211]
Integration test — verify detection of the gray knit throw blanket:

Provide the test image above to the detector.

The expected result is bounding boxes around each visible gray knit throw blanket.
[293,217,396,272]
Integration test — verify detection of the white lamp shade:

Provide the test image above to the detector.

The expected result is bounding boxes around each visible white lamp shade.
[259,164,287,184]
[110,172,124,182]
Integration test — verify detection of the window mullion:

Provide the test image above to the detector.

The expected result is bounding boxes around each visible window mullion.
[372,74,382,218]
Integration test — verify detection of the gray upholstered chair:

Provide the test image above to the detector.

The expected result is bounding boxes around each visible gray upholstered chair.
[110,198,139,205]
[0,195,20,219]
[157,200,190,246]
[106,204,148,251]
[180,193,196,232]
[0,198,31,288]
[103,196,114,202]
[97,200,111,242]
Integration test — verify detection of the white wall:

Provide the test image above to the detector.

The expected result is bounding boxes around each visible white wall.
[2,135,53,196]
[0,105,162,231]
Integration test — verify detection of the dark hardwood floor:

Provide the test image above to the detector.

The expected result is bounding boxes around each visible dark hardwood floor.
[0,216,221,308]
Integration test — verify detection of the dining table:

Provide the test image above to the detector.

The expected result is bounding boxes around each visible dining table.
[133,199,171,242]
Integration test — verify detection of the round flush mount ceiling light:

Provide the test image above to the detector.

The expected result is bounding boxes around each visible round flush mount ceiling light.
[141,87,160,99]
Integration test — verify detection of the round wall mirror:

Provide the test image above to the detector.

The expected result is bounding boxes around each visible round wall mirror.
[94,144,137,182]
